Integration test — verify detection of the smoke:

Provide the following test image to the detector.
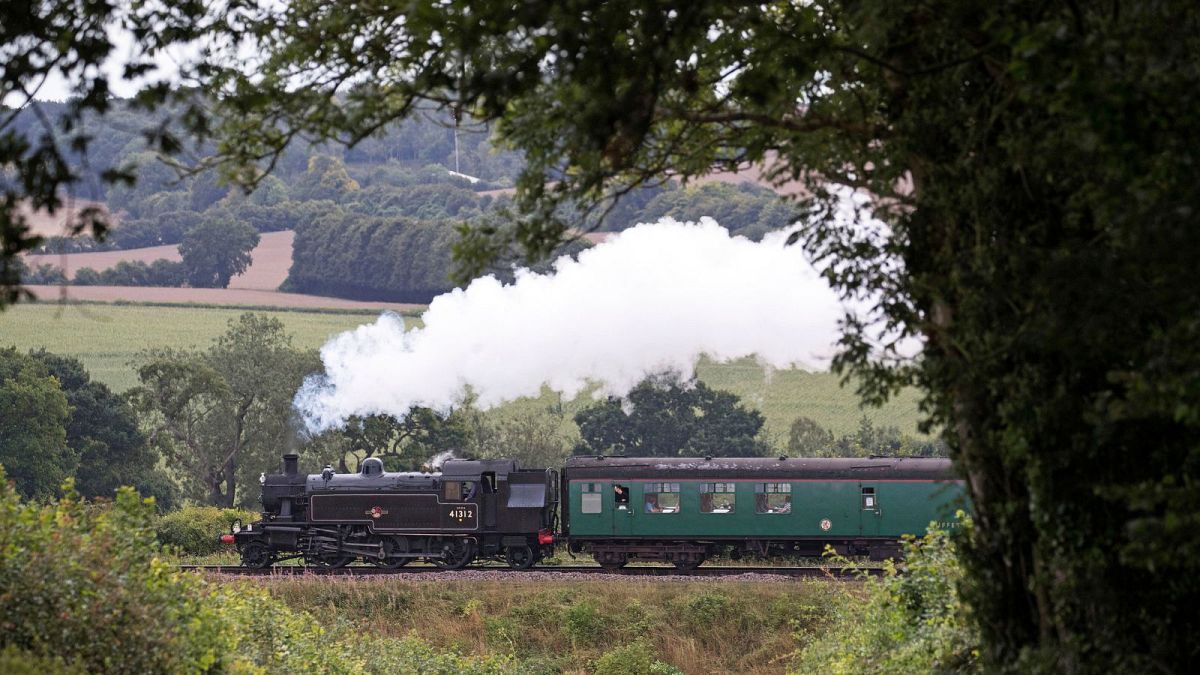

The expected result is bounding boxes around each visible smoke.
[295,217,846,432]
[427,450,458,471]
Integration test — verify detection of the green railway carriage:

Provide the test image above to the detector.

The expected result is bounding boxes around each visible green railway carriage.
[560,456,965,570]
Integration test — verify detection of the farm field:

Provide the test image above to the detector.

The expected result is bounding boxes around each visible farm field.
[24,230,296,290]
[1,303,418,391]
[2,302,923,438]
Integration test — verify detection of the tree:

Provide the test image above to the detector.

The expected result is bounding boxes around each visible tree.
[130,314,319,507]
[574,374,769,458]
[28,350,177,508]
[787,417,835,458]
[0,348,75,499]
[196,3,1200,669]
[179,217,260,288]
[334,408,470,472]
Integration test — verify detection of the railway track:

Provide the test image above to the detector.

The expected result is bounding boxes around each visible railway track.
[179,564,882,578]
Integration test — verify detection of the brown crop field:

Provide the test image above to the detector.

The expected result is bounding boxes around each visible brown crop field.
[25,230,295,290]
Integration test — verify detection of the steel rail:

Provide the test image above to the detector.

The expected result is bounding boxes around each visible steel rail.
[179,564,883,578]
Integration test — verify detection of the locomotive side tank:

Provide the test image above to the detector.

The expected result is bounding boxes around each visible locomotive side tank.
[560,456,965,570]
[231,454,558,569]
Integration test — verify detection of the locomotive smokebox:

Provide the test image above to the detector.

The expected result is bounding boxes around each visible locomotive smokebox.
[282,454,299,476]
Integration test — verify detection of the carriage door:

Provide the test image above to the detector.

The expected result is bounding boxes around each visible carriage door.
[611,481,635,537]
[859,482,882,536]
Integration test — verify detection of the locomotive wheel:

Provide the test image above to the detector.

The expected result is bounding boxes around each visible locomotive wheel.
[373,537,411,569]
[433,540,475,570]
[505,545,537,570]
[241,541,273,569]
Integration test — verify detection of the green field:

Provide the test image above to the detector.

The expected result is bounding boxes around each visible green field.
[1,301,923,439]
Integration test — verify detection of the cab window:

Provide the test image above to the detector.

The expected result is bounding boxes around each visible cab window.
[700,482,736,513]
[443,480,475,501]
[754,482,792,514]
[644,482,680,513]
[580,482,603,514]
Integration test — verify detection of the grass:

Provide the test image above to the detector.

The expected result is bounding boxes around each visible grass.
[2,301,924,439]
[1,302,419,391]
[226,574,846,674]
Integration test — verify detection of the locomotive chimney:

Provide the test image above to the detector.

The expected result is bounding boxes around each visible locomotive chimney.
[282,454,299,476]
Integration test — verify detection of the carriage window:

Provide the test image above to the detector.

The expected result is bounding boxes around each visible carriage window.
[613,483,631,509]
[700,482,736,513]
[862,487,877,510]
[443,480,476,501]
[755,483,792,514]
[580,482,603,514]
[644,482,680,513]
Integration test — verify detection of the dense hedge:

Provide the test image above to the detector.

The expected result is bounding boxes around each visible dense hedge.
[285,213,462,302]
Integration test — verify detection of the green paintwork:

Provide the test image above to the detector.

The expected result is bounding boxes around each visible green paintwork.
[567,479,965,539]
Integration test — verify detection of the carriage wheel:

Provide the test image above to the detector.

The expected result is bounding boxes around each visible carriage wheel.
[505,544,537,570]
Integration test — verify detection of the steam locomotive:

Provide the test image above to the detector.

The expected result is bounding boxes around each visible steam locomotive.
[225,454,557,569]
[226,453,964,569]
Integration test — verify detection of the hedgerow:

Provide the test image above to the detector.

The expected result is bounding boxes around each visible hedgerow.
[156,505,259,556]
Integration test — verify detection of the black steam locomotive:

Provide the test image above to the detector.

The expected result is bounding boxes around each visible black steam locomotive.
[226,454,558,569]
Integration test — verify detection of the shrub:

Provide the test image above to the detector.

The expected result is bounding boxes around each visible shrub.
[0,468,513,674]
[593,639,682,675]
[791,518,980,673]
[157,505,258,556]
[563,599,606,646]
[683,591,730,628]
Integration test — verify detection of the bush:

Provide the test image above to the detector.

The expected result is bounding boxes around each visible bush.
[157,505,258,555]
[791,518,980,673]
[593,639,682,675]
[563,599,606,646]
[0,468,514,674]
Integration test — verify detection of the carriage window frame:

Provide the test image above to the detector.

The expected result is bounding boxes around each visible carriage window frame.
[643,482,681,513]
[861,487,877,510]
[579,482,603,514]
[700,482,737,513]
[754,482,793,514]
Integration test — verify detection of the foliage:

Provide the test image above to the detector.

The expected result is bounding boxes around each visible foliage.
[15,263,67,286]
[0,348,75,499]
[156,505,258,556]
[788,415,947,458]
[179,216,260,288]
[793,521,979,673]
[593,639,683,675]
[129,313,320,507]
[0,472,509,673]
[331,408,471,472]
[27,349,177,508]
[285,212,460,302]
[574,374,770,457]
[71,259,186,287]
[193,2,1200,669]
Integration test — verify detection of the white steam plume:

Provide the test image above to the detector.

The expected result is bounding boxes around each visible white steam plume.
[296,218,845,432]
